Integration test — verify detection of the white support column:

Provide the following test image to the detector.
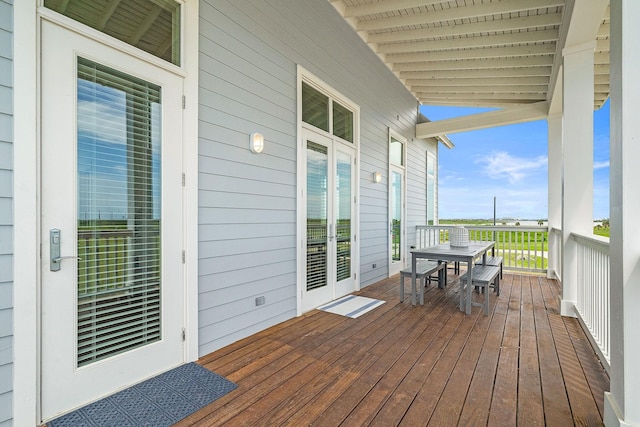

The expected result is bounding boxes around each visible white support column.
[605,1,640,425]
[547,114,562,280]
[560,41,595,317]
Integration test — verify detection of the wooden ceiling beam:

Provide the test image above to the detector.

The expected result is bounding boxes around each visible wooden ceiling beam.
[378,30,559,54]
[368,14,562,44]
[343,0,448,18]
[416,101,549,137]
[413,84,549,94]
[386,45,556,63]
[418,92,546,101]
[357,0,565,31]
[394,56,554,72]
[399,66,552,79]
[406,76,550,86]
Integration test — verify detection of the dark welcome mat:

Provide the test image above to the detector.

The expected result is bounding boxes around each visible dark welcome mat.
[48,363,237,427]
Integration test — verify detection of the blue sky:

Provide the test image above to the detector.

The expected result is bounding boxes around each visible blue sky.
[421,100,610,221]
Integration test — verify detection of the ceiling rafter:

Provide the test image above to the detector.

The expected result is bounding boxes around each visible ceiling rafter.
[394,56,554,72]
[406,76,550,86]
[378,29,559,54]
[385,45,556,64]
[399,66,552,79]
[413,84,549,94]
[367,14,563,44]
[419,92,546,100]
[96,0,122,30]
[343,0,450,18]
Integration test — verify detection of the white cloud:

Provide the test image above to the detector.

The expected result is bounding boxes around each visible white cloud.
[475,151,547,184]
[78,99,128,145]
[594,160,610,169]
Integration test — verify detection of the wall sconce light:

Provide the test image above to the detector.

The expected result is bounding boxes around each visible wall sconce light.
[373,171,382,184]
[250,132,264,153]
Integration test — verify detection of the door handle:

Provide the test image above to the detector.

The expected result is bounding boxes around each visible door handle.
[50,229,81,272]
[328,224,334,241]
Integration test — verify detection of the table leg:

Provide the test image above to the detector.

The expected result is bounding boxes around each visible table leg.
[466,258,473,314]
[411,254,417,306]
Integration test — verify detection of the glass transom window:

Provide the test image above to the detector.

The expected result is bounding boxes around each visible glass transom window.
[44,0,181,66]
[390,136,404,166]
[302,81,355,143]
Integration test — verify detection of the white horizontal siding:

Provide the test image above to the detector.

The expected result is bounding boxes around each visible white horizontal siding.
[197,0,430,355]
[407,138,439,252]
[0,0,12,425]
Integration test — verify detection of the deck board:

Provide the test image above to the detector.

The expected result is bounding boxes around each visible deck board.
[518,274,545,426]
[176,272,609,427]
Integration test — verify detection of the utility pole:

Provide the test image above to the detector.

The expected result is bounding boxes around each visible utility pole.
[493,196,496,255]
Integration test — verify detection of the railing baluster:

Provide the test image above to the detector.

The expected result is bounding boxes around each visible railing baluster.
[571,232,610,369]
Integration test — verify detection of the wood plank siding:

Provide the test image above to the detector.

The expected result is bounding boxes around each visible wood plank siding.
[178,272,609,426]
[198,0,438,355]
[0,0,13,425]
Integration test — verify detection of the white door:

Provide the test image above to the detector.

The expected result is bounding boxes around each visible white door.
[303,129,356,311]
[389,166,405,275]
[40,21,184,420]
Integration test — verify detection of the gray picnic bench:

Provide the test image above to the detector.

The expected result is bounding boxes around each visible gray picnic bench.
[399,260,447,303]
[460,264,501,315]
[476,255,503,279]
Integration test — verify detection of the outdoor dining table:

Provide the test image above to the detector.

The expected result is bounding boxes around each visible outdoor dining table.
[410,241,496,314]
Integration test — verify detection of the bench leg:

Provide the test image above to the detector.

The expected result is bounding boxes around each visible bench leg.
[484,282,490,315]
[400,275,405,302]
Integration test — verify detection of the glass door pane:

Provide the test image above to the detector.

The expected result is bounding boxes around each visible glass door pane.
[306,142,328,291]
[76,58,162,366]
[335,151,351,282]
[391,170,402,262]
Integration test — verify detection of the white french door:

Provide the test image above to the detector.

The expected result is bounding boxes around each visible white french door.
[40,21,185,420]
[303,128,356,312]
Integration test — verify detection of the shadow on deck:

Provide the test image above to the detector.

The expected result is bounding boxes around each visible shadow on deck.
[177,271,609,426]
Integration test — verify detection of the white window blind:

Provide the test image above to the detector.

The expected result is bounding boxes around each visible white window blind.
[306,142,328,291]
[76,57,162,367]
[336,151,352,281]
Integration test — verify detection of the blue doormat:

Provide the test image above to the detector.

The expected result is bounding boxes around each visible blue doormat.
[48,363,237,427]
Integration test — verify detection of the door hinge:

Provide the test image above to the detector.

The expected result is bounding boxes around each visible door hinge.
[354,234,357,241]
[353,273,356,280]
[182,328,186,341]
[182,95,186,109]
[354,157,357,165]
[182,173,186,187]
[182,250,186,264]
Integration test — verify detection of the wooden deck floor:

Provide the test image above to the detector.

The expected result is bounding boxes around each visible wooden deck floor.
[177,271,609,426]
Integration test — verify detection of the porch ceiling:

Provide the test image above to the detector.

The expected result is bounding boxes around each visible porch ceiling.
[329,0,610,110]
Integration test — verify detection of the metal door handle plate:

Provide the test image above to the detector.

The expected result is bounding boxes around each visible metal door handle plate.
[50,229,81,272]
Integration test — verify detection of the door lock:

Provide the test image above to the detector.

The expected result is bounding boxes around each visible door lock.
[50,229,81,272]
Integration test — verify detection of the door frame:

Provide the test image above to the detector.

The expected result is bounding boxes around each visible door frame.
[388,129,407,276]
[40,21,186,420]
[300,128,358,312]
[296,66,360,315]
[12,3,199,424]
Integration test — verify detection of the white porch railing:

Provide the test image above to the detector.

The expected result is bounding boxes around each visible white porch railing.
[572,232,610,369]
[415,224,611,372]
[415,225,548,273]
[548,227,562,281]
